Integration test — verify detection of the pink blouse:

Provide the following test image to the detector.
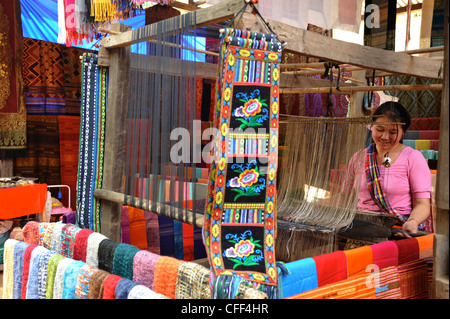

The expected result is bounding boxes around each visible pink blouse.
[349,146,431,216]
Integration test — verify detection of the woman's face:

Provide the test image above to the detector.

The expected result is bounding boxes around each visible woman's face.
[371,115,404,153]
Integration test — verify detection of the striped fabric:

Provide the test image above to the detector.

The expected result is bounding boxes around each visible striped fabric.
[375,266,401,299]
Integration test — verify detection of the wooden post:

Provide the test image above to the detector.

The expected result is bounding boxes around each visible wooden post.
[100,23,132,241]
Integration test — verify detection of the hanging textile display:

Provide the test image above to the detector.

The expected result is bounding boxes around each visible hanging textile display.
[203,28,283,298]
[0,0,27,155]
[76,53,108,231]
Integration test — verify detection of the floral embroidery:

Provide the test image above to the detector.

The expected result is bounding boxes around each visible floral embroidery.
[232,89,269,130]
[226,160,266,201]
[223,230,263,269]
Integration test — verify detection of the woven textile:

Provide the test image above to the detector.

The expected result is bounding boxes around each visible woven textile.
[278,257,318,298]
[12,241,28,299]
[76,53,108,231]
[74,264,99,299]
[88,269,111,299]
[22,221,40,245]
[37,250,56,299]
[370,240,399,269]
[153,256,184,299]
[312,251,348,287]
[127,206,148,250]
[114,278,139,299]
[112,243,140,280]
[1,239,18,299]
[102,274,123,299]
[395,238,420,265]
[132,249,161,290]
[397,259,429,299]
[61,260,85,299]
[203,27,282,296]
[344,245,374,277]
[85,231,107,267]
[73,228,94,262]
[45,253,65,299]
[24,245,47,299]
[52,257,75,299]
[128,285,168,299]
[60,224,80,258]
[20,244,38,299]
[50,223,64,254]
[175,262,211,299]
[98,239,119,273]
[375,266,401,299]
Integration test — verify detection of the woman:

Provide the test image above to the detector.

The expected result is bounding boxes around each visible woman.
[354,101,432,237]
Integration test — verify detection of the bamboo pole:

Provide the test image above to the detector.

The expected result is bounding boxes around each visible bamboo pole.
[94,188,205,228]
[280,83,443,94]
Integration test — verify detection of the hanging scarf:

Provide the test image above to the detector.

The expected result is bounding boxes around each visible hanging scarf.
[365,143,406,222]
[37,250,56,299]
[1,239,19,299]
[62,260,85,299]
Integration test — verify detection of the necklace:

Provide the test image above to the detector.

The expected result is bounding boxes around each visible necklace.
[382,151,391,168]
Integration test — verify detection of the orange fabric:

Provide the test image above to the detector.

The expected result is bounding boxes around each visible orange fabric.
[416,233,434,252]
[289,273,376,299]
[153,256,184,299]
[127,206,148,250]
[344,246,374,277]
[0,184,47,219]
[182,200,194,261]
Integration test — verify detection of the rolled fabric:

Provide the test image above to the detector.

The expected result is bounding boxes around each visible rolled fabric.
[2,239,19,299]
[98,239,119,273]
[102,274,123,299]
[370,241,399,270]
[114,278,139,299]
[132,250,161,289]
[13,241,29,299]
[74,264,99,299]
[60,223,81,258]
[73,228,94,262]
[37,250,56,299]
[128,284,168,299]
[153,256,184,299]
[85,231,107,267]
[61,260,85,299]
[53,257,75,299]
[175,262,211,299]
[21,244,38,299]
[22,221,40,245]
[112,243,140,280]
[87,269,110,299]
[46,254,66,299]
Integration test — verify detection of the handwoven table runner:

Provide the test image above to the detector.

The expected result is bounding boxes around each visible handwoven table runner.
[203,28,282,297]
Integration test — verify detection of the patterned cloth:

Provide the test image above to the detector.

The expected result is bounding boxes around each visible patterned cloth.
[37,250,56,299]
[60,224,81,258]
[25,245,47,299]
[20,244,38,299]
[62,260,85,299]
[112,243,140,280]
[87,269,110,299]
[153,256,184,299]
[74,264,99,299]
[85,231,107,267]
[73,228,94,262]
[45,254,66,299]
[203,27,282,297]
[132,249,161,290]
[52,257,75,299]
[175,262,211,299]
[1,239,19,299]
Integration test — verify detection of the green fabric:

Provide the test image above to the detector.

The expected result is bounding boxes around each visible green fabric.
[45,254,65,299]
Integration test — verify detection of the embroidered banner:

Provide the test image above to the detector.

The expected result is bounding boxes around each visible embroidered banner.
[203,28,282,291]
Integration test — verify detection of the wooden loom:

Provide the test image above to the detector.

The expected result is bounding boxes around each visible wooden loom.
[92,0,445,264]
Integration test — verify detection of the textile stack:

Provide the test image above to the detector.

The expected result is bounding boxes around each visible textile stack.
[1,221,267,299]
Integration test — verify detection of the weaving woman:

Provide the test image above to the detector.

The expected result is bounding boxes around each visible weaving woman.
[347,101,432,238]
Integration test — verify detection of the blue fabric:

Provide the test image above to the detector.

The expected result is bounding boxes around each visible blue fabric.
[278,257,319,298]
[114,278,139,299]
[12,241,29,299]
[62,260,85,299]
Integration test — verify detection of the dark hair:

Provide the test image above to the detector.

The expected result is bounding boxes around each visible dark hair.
[372,101,411,132]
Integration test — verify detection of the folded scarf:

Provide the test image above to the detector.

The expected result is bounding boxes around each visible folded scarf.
[395,238,419,265]
[112,243,140,280]
[98,239,119,273]
[21,244,38,299]
[132,249,161,289]
[62,260,85,299]
[2,239,19,299]
[114,278,139,299]
[278,257,318,298]
[26,245,47,299]
[416,233,434,259]
[312,251,347,287]
[46,254,66,299]
[73,228,94,262]
[22,221,40,245]
[344,245,374,277]
[85,231,107,267]
[13,241,29,299]
[128,284,168,299]
[37,250,56,299]
[53,257,75,299]
[50,223,65,254]
[370,241,399,270]
[74,264,99,299]
[153,256,184,299]
[60,224,81,258]
[42,223,56,250]
[102,274,123,299]
[175,262,211,299]
[365,143,405,222]
[87,269,110,299]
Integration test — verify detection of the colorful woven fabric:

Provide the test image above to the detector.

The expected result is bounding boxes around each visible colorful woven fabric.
[203,27,282,296]
[1,239,19,299]
[375,266,401,299]
[20,244,38,299]
[112,243,140,280]
[85,231,107,267]
[127,206,148,250]
[416,234,434,259]
[13,241,28,299]
[132,249,161,290]
[102,274,123,299]
[344,245,374,277]
[370,241,399,270]
[62,260,85,299]
[53,257,75,299]
[74,264,99,299]
[22,221,41,245]
[73,228,94,262]
[76,53,108,231]
[278,257,318,298]
[153,256,184,299]
[144,210,160,254]
[60,223,81,258]
[312,251,348,287]
[37,250,56,299]
[45,254,66,299]
[50,223,65,254]
[397,259,429,299]
[395,237,420,265]
[98,239,119,273]
[365,143,406,222]
[121,206,131,244]
[87,269,111,299]
[175,262,211,299]
[114,278,139,299]
[288,273,376,299]
[25,245,47,299]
